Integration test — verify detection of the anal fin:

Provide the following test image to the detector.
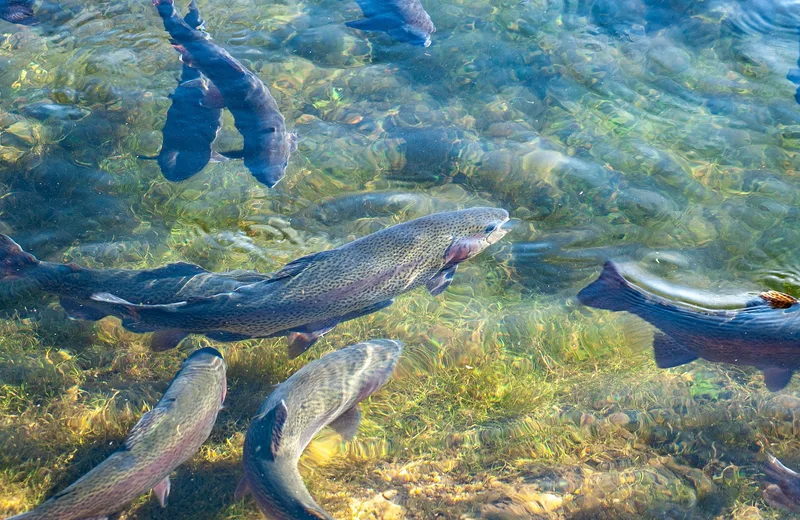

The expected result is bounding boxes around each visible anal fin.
[763,367,794,392]
[150,330,189,352]
[328,406,361,441]
[651,332,698,369]
[153,476,171,508]
[287,326,336,359]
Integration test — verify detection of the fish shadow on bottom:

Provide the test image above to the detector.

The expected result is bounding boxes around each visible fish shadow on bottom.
[124,458,242,520]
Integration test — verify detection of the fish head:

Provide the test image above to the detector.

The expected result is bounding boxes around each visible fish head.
[420,207,509,268]
[245,127,297,188]
[184,347,227,402]
[351,339,403,398]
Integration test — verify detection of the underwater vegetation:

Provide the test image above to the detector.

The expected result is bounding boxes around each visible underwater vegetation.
[4,0,800,518]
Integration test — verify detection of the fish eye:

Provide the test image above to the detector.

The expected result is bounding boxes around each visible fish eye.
[484,223,497,233]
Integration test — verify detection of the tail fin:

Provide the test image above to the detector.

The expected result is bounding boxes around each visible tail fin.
[577,261,637,312]
[0,235,39,279]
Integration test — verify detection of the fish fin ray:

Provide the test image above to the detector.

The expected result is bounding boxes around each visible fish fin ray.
[150,330,189,351]
[328,406,361,441]
[125,406,171,449]
[234,476,250,501]
[153,477,171,508]
[763,367,794,392]
[287,328,332,359]
[270,251,329,281]
[90,292,188,311]
[577,261,636,312]
[652,332,697,369]
[760,290,799,309]
[426,265,457,296]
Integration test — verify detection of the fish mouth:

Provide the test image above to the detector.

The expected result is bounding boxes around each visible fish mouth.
[485,216,513,245]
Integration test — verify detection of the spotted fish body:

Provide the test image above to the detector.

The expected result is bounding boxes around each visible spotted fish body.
[153,0,296,188]
[237,339,402,519]
[92,207,510,357]
[1,0,37,25]
[0,234,269,350]
[347,0,436,47]
[141,1,224,182]
[9,347,227,520]
[578,261,800,391]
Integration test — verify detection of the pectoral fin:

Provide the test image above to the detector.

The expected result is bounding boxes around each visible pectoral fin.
[760,291,799,309]
[763,367,794,392]
[150,330,189,352]
[287,324,338,359]
[346,15,397,31]
[153,477,171,508]
[60,297,108,321]
[651,332,698,369]
[209,151,231,163]
[234,477,251,501]
[426,265,457,296]
[328,406,361,441]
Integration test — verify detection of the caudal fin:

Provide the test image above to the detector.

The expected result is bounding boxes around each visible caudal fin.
[0,235,39,277]
[577,261,639,312]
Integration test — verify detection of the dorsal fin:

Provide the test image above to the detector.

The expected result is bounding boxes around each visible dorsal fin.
[760,290,799,309]
[269,251,328,282]
[125,404,171,449]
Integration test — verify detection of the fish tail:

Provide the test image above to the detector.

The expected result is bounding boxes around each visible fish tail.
[577,261,642,312]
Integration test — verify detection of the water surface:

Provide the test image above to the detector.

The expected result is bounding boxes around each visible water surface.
[3,0,800,518]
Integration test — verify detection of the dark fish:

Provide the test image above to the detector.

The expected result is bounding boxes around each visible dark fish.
[1,0,37,25]
[789,29,800,105]
[0,234,271,351]
[141,1,224,182]
[578,261,800,391]
[8,347,227,520]
[90,207,510,358]
[153,0,297,187]
[346,0,436,47]
[763,453,800,512]
[236,339,402,520]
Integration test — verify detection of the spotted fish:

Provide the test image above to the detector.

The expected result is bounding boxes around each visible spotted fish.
[140,0,224,182]
[90,207,510,358]
[1,0,37,25]
[153,0,296,187]
[236,339,402,519]
[578,261,800,391]
[0,234,270,351]
[8,347,227,520]
[346,0,436,47]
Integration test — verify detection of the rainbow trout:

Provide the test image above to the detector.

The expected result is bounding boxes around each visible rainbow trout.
[236,339,402,519]
[9,347,227,520]
[1,0,36,25]
[153,0,297,188]
[346,0,436,47]
[0,234,270,351]
[578,261,800,391]
[140,0,224,182]
[763,453,800,513]
[91,207,510,358]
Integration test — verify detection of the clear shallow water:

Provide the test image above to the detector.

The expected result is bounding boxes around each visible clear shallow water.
[4,0,800,518]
